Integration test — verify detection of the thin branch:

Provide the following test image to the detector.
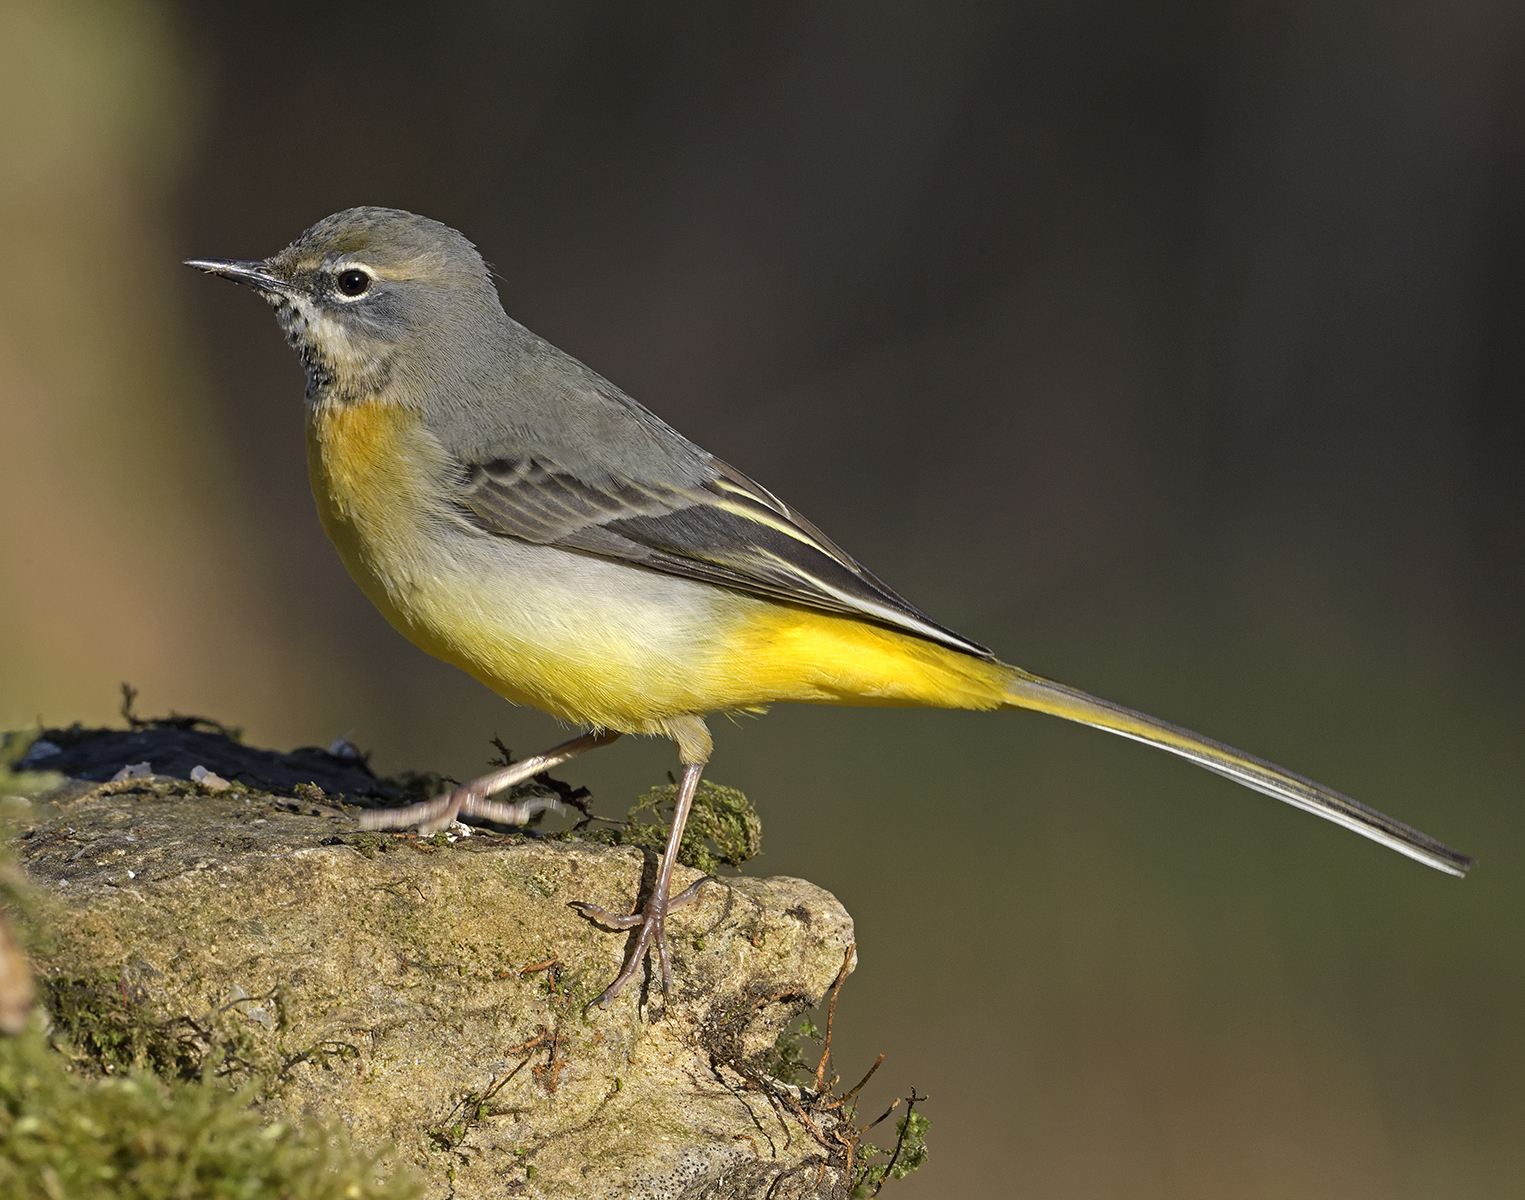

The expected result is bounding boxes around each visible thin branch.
[837,1054,884,1109]
[814,941,855,1094]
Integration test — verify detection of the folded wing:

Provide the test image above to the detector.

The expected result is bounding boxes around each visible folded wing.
[454,452,992,659]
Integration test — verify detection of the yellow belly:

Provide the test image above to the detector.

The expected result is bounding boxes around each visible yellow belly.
[306,399,1012,732]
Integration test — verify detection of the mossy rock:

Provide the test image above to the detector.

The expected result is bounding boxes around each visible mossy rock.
[8,779,859,1198]
[0,1024,419,1200]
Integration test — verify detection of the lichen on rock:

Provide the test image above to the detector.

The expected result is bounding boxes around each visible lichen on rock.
[11,777,860,1198]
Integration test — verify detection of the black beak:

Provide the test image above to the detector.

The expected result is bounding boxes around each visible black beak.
[183,257,291,293]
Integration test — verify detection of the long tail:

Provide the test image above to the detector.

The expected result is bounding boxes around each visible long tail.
[1001,667,1474,876]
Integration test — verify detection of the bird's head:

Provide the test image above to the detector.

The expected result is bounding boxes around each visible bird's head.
[187,207,506,406]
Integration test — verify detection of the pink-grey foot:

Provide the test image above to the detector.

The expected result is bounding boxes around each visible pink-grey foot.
[571,759,719,1005]
[570,873,718,1004]
[356,729,620,834]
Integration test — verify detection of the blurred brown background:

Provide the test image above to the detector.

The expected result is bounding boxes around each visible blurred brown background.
[3,1,1522,1195]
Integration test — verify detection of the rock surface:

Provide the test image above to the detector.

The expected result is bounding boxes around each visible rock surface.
[10,778,859,1198]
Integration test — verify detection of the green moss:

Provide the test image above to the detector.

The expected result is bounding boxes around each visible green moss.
[43,974,215,1080]
[622,779,762,874]
[347,833,383,860]
[852,1107,931,1197]
[0,1026,421,1200]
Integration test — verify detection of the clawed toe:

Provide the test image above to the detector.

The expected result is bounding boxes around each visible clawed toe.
[667,875,718,910]
[572,875,722,1006]
[566,900,643,931]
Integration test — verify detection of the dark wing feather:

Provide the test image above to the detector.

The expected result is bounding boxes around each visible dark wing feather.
[454,454,991,659]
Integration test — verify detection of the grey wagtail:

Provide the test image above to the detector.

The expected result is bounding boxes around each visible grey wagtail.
[187,207,1473,1006]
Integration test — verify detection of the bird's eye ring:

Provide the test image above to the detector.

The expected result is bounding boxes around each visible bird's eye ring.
[335,267,372,297]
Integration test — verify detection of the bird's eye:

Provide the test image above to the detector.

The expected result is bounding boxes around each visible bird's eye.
[335,268,372,297]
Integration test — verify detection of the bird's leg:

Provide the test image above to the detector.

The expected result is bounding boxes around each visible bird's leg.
[572,758,719,1006]
[357,729,620,834]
